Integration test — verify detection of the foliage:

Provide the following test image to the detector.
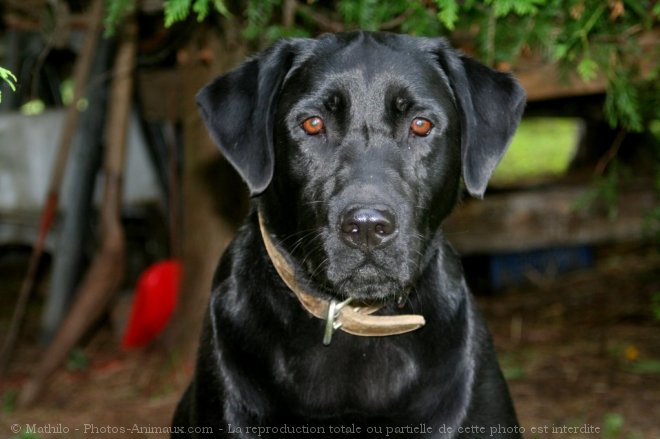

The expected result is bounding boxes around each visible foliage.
[2,388,17,414]
[11,434,42,439]
[602,413,626,439]
[105,0,229,32]
[627,357,660,374]
[498,352,527,380]
[104,0,133,34]
[103,0,658,134]
[431,0,659,132]
[574,160,627,220]
[0,66,17,102]
[601,413,646,439]
[164,0,231,27]
[652,292,660,322]
[644,138,660,245]
[66,347,89,371]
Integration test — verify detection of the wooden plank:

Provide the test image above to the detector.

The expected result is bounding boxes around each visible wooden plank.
[443,186,656,254]
[515,63,607,101]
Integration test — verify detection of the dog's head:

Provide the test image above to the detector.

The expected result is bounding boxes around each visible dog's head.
[198,32,525,302]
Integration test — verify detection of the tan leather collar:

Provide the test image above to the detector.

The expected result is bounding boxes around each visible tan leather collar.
[258,213,425,345]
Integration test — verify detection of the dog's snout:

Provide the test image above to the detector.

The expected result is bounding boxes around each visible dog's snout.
[340,207,398,251]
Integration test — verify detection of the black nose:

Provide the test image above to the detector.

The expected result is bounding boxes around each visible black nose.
[340,207,398,251]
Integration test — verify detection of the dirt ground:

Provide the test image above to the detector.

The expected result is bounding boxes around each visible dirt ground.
[0,243,658,439]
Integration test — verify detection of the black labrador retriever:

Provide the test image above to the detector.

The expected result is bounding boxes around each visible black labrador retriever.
[173,31,526,438]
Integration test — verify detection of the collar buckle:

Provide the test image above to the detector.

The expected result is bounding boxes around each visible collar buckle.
[322,297,353,345]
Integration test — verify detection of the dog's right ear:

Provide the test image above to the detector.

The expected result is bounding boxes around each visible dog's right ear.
[196,40,300,196]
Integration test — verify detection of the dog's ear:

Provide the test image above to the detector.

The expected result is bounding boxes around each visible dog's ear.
[196,40,300,196]
[435,42,526,198]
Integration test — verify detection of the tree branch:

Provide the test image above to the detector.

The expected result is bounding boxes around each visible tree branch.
[380,9,414,30]
[594,128,627,176]
[296,2,344,33]
[283,0,296,29]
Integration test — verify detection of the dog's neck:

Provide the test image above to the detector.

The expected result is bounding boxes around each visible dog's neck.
[257,212,425,345]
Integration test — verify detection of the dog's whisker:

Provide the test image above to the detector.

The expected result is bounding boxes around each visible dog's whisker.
[335,274,354,299]
[289,232,319,256]
[297,231,326,271]
[308,257,329,282]
[301,200,330,207]
[277,228,319,246]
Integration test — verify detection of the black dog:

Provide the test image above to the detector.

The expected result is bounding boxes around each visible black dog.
[173,32,525,438]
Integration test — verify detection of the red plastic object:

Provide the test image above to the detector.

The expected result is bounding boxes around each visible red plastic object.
[122,259,182,348]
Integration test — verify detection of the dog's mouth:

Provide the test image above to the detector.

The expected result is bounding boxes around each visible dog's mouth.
[345,262,405,300]
[307,259,409,303]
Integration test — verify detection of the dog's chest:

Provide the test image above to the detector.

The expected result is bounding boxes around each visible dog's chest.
[271,338,421,416]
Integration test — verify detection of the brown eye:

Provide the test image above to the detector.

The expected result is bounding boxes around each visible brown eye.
[302,116,324,135]
[410,117,433,136]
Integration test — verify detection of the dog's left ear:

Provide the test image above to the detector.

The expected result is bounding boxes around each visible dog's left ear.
[196,40,301,196]
[435,42,526,198]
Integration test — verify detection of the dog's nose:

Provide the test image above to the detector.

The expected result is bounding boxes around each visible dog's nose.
[340,207,397,251]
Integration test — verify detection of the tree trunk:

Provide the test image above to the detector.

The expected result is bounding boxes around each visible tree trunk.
[162,23,249,361]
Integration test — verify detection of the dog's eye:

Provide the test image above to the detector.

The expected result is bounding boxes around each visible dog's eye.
[410,118,433,137]
[302,116,324,135]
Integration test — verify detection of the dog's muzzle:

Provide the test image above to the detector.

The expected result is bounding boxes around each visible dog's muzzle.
[258,212,425,345]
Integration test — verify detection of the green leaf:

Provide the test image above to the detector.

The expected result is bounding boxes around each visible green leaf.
[577,57,598,82]
[212,0,230,17]
[243,0,282,40]
[2,389,17,415]
[605,76,643,132]
[163,0,229,26]
[0,66,17,103]
[164,0,192,27]
[489,0,545,17]
[192,0,209,21]
[628,358,660,374]
[0,67,17,91]
[653,292,660,322]
[191,0,230,22]
[104,0,134,35]
[653,2,660,17]
[67,347,89,371]
[552,43,568,60]
[435,0,459,30]
[602,413,625,439]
